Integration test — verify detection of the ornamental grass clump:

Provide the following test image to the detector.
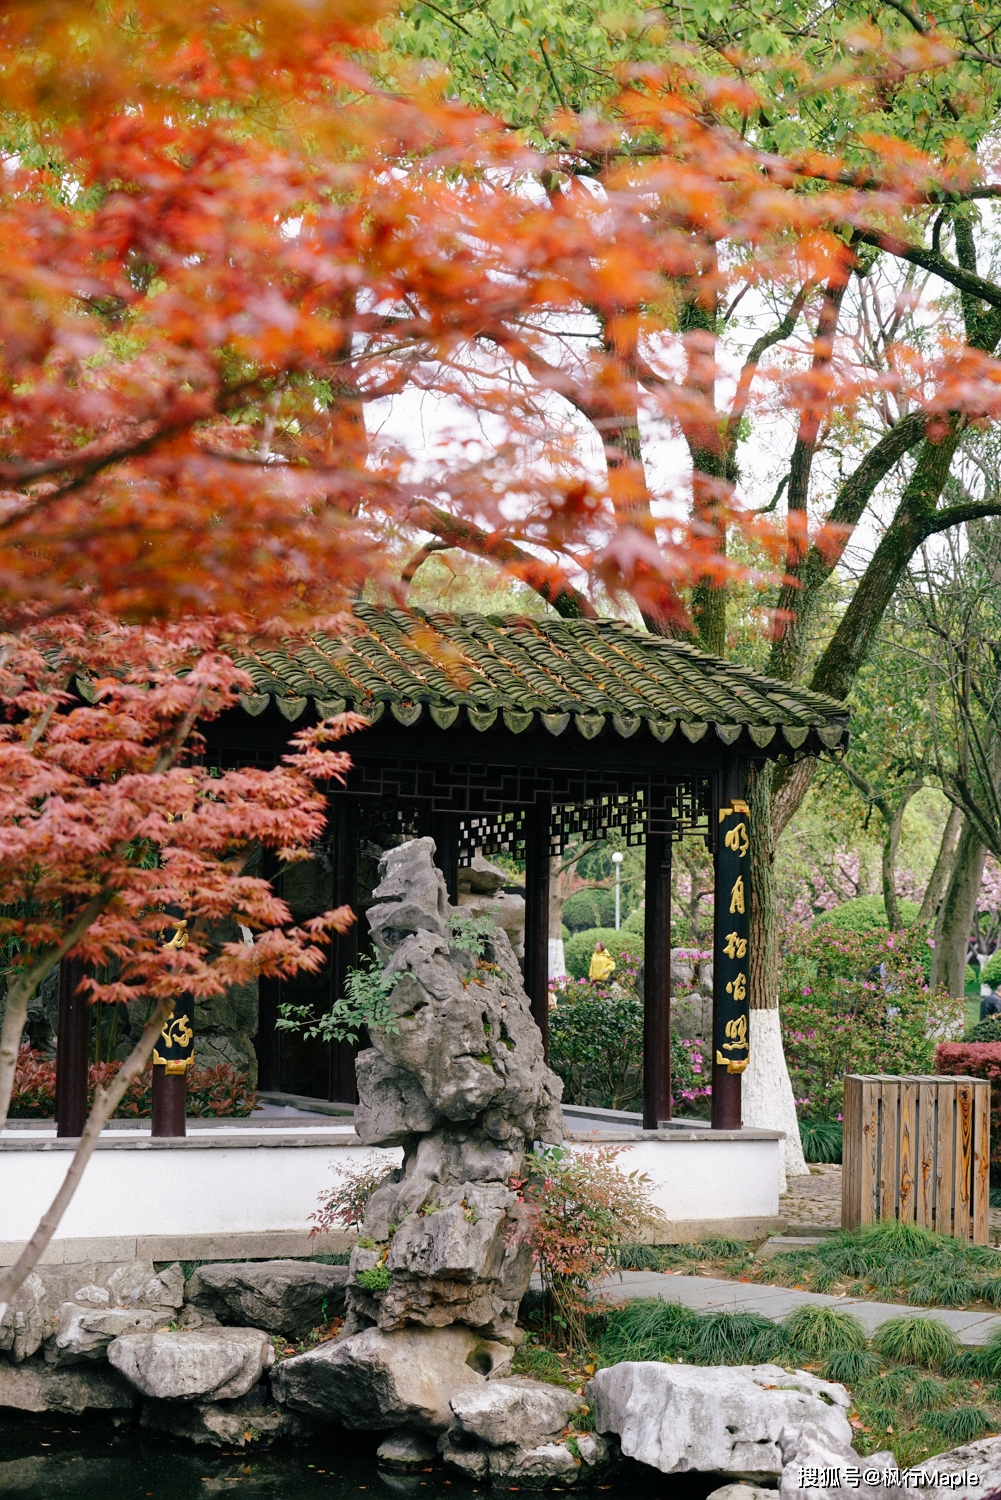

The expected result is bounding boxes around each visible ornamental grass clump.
[515,1145,661,1353]
[782,1306,867,1357]
[870,1316,959,1370]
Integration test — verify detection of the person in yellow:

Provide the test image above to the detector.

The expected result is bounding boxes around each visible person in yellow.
[588,941,616,983]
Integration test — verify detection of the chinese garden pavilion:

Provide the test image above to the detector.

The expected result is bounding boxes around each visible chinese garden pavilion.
[196,604,849,1132]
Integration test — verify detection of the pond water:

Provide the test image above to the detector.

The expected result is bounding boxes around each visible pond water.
[0,1415,724,1500]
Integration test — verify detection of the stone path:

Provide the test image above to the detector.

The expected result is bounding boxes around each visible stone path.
[593,1269,1001,1346]
[781,1163,1001,1238]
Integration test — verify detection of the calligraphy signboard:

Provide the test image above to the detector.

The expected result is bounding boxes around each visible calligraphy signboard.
[714,798,750,1078]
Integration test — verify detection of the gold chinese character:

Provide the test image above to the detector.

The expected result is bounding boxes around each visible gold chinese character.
[729,876,745,915]
[726,972,747,1002]
[724,1014,748,1051]
[723,931,747,959]
[724,822,749,857]
[715,1051,749,1074]
[160,1010,193,1049]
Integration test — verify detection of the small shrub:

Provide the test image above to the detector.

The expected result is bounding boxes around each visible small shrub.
[548,985,643,1112]
[820,1348,881,1385]
[959,1326,1001,1380]
[935,1043,1001,1178]
[312,1154,396,1236]
[355,1265,391,1294]
[782,1306,866,1356]
[277,952,399,1045]
[813,896,920,932]
[799,1116,843,1164]
[923,1407,993,1445]
[515,1145,660,1353]
[870,1317,958,1370]
[981,952,1001,987]
[563,889,616,933]
[965,1017,1001,1043]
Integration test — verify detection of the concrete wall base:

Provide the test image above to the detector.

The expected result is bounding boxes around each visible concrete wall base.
[634,1215,788,1245]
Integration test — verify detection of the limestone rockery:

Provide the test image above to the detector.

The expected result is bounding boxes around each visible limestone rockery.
[276,837,565,1425]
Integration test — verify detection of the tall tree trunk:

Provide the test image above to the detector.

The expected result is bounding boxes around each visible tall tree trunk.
[917,803,962,926]
[932,818,986,994]
[882,782,922,930]
[742,763,808,1188]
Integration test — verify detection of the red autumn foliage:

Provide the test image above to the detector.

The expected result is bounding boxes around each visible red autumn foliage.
[935,1043,1001,1173]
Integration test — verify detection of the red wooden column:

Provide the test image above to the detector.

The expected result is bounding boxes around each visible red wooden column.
[711,756,750,1129]
[151,917,192,1138]
[642,828,673,1129]
[523,799,552,1058]
[55,954,90,1138]
[328,797,358,1105]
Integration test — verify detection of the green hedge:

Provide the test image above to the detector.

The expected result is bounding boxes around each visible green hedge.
[982,952,1001,987]
[813,895,920,932]
[562,887,616,932]
[563,927,644,980]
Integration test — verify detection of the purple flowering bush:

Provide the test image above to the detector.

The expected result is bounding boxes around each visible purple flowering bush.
[780,924,964,1121]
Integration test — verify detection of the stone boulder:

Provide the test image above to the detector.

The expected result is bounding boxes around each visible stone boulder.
[377,1430,440,1469]
[107,1327,274,1402]
[354,1052,437,1147]
[105,1260,185,1312]
[457,857,508,898]
[185,1260,349,1340]
[140,1382,308,1449]
[45,1302,171,1366]
[440,1376,613,1487]
[449,1378,580,1449]
[0,1358,137,1414]
[0,1272,46,1363]
[587,1362,852,1479]
[779,1422,895,1500]
[272,1323,510,1434]
[902,1434,1001,1499]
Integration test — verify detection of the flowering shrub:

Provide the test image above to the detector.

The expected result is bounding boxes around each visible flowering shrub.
[934,1043,1001,1179]
[780,927,964,1121]
[311,1153,396,1236]
[549,969,711,1116]
[513,1145,660,1352]
[549,977,642,1111]
[8,1044,255,1118]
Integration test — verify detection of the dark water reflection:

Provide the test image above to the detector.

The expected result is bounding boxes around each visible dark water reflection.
[0,1414,725,1500]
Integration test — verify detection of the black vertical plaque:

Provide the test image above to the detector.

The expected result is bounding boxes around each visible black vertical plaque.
[713,789,751,1106]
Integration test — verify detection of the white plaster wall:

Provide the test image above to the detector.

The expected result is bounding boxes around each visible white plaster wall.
[0,1144,402,1244]
[569,1138,781,1221]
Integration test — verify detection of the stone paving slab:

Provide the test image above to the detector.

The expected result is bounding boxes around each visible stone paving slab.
[594,1270,1001,1346]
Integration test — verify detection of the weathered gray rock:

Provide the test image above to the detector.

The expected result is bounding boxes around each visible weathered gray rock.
[45,1301,170,1366]
[185,1260,349,1340]
[377,1430,440,1469]
[105,1260,184,1311]
[354,1051,437,1147]
[449,1378,580,1449]
[455,892,526,961]
[706,1485,774,1500]
[367,838,452,949]
[0,1272,46,1363]
[779,1422,894,1500]
[140,1382,307,1449]
[272,1323,509,1433]
[107,1327,274,1402]
[440,1428,612,1487]
[344,839,563,1345]
[457,857,508,897]
[73,1284,111,1308]
[902,1434,1001,1499]
[0,1357,136,1413]
[588,1362,852,1479]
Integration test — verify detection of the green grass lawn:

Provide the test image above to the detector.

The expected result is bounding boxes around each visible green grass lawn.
[618,1221,1001,1313]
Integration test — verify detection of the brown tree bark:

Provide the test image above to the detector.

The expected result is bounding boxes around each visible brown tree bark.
[917,803,962,926]
[932,817,986,995]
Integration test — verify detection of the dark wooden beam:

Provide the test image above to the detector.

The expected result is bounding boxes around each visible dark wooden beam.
[431,812,459,904]
[256,846,282,1093]
[643,830,673,1129]
[523,800,551,1058]
[55,954,90,1138]
[712,755,750,1129]
[329,797,358,1105]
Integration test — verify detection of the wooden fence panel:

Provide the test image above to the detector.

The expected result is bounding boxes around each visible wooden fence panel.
[842,1075,990,1244]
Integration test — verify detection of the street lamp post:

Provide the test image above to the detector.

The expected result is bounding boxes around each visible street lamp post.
[612,851,623,930]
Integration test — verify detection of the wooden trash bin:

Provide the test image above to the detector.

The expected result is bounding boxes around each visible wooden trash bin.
[842,1074,991,1243]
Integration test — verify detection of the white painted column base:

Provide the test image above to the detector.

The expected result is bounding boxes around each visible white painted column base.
[740,1007,809,1193]
[548,937,566,980]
